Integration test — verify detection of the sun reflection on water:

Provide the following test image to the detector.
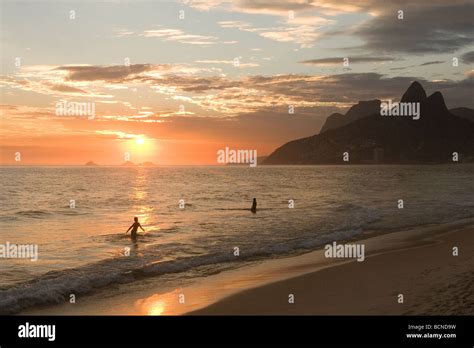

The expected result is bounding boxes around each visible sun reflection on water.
[135,291,185,316]
[130,168,154,226]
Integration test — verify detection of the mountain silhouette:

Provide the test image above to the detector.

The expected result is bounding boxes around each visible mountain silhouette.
[400,81,427,103]
[320,100,381,133]
[264,82,474,164]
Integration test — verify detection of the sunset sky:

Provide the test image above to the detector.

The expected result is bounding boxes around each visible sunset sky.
[1,0,473,165]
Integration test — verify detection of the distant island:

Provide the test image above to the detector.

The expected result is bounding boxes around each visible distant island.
[264,82,474,164]
[121,161,136,166]
[82,161,159,166]
[140,161,156,166]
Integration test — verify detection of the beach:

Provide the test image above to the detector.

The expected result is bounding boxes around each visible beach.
[23,219,474,316]
[3,165,471,315]
[192,221,474,315]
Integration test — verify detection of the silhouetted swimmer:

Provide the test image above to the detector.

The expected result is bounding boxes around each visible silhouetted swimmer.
[126,217,145,241]
[251,198,257,213]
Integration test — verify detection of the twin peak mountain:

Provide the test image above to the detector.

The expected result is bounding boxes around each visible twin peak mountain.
[264,82,474,164]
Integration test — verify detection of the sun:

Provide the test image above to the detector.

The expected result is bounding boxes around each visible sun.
[126,136,156,158]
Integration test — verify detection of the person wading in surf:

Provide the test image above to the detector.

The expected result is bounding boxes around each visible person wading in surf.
[126,217,145,241]
[251,198,257,213]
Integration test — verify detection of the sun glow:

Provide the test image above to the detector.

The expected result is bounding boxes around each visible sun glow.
[148,301,165,316]
[123,136,159,164]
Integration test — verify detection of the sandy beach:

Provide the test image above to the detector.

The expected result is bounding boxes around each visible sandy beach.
[23,218,473,316]
[192,221,474,315]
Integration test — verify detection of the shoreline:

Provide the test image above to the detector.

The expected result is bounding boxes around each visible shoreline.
[22,218,474,315]
[192,220,474,315]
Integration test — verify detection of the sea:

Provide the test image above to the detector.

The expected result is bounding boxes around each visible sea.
[0,165,473,313]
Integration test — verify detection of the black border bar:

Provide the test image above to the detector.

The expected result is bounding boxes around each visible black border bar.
[0,315,472,346]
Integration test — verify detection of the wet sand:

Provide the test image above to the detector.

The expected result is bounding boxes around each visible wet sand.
[24,220,474,315]
[192,222,474,315]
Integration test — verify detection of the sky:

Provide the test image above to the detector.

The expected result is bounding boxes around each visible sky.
[1,0,473,165]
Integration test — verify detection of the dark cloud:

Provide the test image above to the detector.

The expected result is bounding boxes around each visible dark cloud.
[300,56,394,65]
[461,51,474,63]
[237,73,471,108]
[237,0,314,12]
[137,69,474,109]
[390,61,445,71]
[142,71,474,108]
[143,75,240,93]
[419,61,445,66]
[197,0,471,14]
[50,84,88,94]
[190,1,473,55]
[6,62,474,109]
[56,64,171,82]
[355,3,474,54]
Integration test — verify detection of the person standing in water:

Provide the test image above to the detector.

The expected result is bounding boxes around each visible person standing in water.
[126,217,145,241]
[251,198,257,213]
